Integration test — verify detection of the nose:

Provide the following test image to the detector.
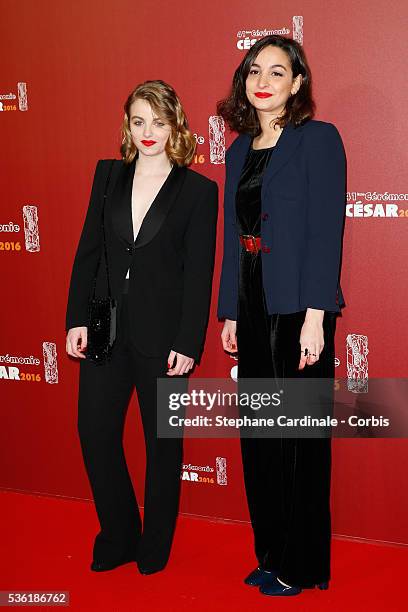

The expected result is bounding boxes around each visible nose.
[257,72,270,88]
[143,124,153,137]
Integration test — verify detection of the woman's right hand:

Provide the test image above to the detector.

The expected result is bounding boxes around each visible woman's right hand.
[66,327,88,359]
[221,319,238,354]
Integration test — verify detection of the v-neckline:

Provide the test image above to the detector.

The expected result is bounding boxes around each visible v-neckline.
[130,162,175,244]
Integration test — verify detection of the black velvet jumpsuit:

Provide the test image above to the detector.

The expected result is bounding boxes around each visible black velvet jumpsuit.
[236,142,337,588]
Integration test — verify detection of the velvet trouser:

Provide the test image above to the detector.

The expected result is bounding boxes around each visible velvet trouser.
[237,250,336,588]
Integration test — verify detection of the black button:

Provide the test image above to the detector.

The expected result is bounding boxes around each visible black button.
[262,213,269,221]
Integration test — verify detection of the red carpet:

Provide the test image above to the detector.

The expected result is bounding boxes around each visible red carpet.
[1,490,406,611]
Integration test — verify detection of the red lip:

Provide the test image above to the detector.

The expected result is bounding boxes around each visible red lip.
[255,92,273,98]
[141,140,157,146]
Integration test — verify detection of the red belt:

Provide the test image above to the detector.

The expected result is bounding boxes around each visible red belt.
[239,235,261,253]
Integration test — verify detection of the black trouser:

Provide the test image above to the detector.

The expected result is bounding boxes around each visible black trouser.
[238,297,336,587]
[77,286,183,572]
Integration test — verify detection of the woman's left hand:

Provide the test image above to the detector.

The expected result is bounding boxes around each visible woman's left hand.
[298,309,325,370]
[167,350,194,376]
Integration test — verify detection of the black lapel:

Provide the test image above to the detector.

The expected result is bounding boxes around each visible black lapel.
[110,159,187,249]
[110,158,135,246]
[261,122,303,195]
[229,134,251,205]
[134,164,187,249]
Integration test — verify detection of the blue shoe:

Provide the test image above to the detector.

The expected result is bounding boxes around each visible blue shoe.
[244,566,277,586]
[259,575,302,596]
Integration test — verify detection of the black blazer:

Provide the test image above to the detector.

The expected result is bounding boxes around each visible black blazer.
[66,159,218,361]
[217,120,346,320]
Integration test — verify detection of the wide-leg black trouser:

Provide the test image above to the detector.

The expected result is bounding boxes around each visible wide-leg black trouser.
[77,289,183,572]
[237,250,336,588]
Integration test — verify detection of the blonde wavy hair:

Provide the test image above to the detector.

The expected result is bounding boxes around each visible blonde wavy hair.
[120,80,196,166]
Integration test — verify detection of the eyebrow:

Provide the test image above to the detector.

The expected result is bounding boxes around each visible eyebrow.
[130,115,162,121]
[250,63,287,71]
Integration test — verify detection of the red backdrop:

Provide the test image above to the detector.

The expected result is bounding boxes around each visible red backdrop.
[1,0,407,545]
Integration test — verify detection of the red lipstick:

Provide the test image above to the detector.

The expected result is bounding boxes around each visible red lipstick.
[255,92,273,98]
[141,140,157,147]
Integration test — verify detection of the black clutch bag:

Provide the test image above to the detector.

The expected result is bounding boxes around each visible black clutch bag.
[86,160,117,365]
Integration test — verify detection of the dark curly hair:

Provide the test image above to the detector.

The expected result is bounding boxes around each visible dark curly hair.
[217,35,315,135]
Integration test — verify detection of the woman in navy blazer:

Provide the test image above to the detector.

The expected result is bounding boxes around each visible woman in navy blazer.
[217,36,346,596]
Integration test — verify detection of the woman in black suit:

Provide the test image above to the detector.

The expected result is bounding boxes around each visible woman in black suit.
[217,36,346,596]
[65,80,218,575]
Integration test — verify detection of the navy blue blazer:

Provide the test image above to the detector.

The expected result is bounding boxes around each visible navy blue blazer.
[217,119,346,320]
